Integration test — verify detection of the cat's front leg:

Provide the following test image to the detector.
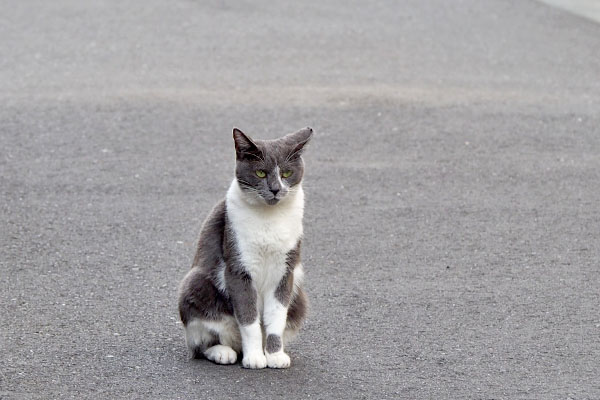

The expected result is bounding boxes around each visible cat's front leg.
[226,266,266,369]
[239,322,267,369]
[263,269,294,369]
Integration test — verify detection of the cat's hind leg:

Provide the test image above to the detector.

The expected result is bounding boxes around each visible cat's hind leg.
[203,317,241,365]
[203,345,237,365]
[184,318,218,359]
[179,267,240,364]
[185,318,239,365]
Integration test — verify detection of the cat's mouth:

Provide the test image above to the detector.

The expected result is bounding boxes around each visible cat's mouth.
[265,197,280,206]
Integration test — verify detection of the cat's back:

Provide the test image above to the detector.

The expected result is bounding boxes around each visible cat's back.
[192,199,227,269]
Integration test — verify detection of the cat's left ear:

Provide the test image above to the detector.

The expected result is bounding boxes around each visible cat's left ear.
[285,127,313,160]
[233,128,262,161]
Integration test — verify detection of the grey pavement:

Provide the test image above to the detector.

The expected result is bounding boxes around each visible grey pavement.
[1,0,600,399]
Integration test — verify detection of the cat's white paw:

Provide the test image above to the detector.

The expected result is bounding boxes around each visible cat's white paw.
[266,351,291,369]
[204,345,237,365]
[242,351,267,369]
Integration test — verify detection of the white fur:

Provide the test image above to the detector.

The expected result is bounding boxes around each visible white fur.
[185,316,242,354]
[273,166,289,192]
[263,290,288,335]
[185,319,214,351]
[226,179,304,290]
[242,350,267,369]
[204,317,241,350]
[204,345,237,364]
[225,179,304,368]
[293,264,304,295]
[240,320,267,369]
[266,351,291,368]
[215,260,227,292]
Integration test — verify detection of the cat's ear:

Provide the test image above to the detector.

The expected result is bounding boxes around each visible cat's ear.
[233,128,262,161]
[285,127,313,160]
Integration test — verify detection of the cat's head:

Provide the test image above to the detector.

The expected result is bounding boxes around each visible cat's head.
[232,127,313,206]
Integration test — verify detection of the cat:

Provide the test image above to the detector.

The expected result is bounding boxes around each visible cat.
[178,127,313,369]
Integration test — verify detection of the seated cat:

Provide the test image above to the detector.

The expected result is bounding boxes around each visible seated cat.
[178,127,313,369]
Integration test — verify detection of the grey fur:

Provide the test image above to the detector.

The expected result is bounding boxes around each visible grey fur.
[275,240,301,305]
[178,267,234,323]
[191,200,227,269]
[223,258,258,325]
[286,288,308,332]
[222,209,259,326]
[285,240,302,270]
[233,127,312,205]
[178,201,233,324]
[275,270,294,306]
[177,127,312,358]
[266,334,282,354]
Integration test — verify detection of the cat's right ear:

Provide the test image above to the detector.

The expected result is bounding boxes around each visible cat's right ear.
[233,128,262,161]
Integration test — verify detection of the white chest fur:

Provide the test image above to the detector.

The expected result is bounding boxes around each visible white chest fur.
[225,180,304,292]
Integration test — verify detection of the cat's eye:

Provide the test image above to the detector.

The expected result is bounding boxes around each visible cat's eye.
[281,170,293,178]
[255,170,266,178]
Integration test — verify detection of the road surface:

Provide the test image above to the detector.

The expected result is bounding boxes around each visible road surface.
[1,0,599,398]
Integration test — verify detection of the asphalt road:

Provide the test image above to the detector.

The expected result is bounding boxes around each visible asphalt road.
[2,1,600,399]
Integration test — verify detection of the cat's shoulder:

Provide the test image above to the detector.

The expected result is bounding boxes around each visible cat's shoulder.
[199,199,227,236]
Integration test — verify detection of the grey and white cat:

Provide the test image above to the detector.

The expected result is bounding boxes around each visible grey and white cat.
[178,127,313,369]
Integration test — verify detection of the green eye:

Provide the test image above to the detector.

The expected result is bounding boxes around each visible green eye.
[255,170,266,178]
[282,170,293,178]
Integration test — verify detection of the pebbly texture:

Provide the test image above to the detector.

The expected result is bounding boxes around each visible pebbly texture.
[1,0,600,399]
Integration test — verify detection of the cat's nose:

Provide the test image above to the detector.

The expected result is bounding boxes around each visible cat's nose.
[270,188,280,196]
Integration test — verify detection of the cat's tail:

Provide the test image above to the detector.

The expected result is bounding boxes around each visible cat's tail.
[283,286,308,345]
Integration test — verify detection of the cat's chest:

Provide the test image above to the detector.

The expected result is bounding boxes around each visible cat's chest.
[229,205,302,258]
[226,199,303,287]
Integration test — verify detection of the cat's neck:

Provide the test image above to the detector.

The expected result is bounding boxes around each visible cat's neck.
[226,179,304,213]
